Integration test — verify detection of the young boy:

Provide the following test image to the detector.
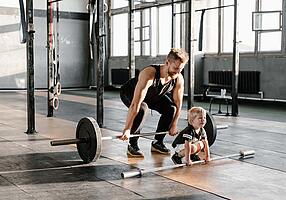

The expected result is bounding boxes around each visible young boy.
[171,107,211,165]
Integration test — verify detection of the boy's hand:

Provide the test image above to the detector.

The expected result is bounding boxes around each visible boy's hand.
[204,156,211,164]
[185,157,193,166]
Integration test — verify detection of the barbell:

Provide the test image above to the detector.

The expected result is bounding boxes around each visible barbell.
[50,112,218,163]
[121,150,256,179]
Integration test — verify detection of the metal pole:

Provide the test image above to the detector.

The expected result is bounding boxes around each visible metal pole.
[218,0,222,54]
[187,0,195,109]
[26,0,36,134]
[231,0,239,116]
[105,0,111,86]
[128,0,135,79]
[47,0,54,117]
[132,0,189,12]
[171,0,175,47]
[56,0,60,89]
[96,0,105,127]
[254,0,260,54]
[281,0,286,53]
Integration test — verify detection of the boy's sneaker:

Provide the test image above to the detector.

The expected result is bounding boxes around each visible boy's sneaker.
[151,141,170,154]
[127,144,144,157]
[190,154,201,161]
[171,152,182,164]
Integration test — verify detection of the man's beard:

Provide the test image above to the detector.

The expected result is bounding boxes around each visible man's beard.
[168,70,178,79]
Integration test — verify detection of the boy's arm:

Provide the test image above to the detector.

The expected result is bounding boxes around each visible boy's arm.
[184,141,192,166]
[202,138,210,162]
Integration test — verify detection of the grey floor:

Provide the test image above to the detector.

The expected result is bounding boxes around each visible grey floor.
[0,89,285,200]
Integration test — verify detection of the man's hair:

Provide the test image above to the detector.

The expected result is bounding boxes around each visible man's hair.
[188,106,206,122]
[167,48,189,64]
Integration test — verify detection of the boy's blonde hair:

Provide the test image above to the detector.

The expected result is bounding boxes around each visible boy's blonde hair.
[188,106,206,123]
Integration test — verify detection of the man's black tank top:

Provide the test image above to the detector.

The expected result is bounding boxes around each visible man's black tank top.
[121,65,177,104]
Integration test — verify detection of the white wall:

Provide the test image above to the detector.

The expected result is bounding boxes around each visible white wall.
[0,0,87,12]
[0,0,20,8]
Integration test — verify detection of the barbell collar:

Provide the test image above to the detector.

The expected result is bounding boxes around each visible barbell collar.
[239,150,255,157]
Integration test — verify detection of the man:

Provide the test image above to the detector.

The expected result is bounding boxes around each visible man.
[119,48,189,157]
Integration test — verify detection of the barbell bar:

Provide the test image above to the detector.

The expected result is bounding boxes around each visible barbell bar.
[50,131,169,146]
[50,112,218,163]
[121,150,255,179]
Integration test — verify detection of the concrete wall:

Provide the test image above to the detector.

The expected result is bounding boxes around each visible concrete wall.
[0,6,26,88]
[0,1,90,89]
[108,53,204,94]
[202,53,286,100]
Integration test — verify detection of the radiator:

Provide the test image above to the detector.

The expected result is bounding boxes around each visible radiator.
[111,68,140,85]
[208,71,260,94]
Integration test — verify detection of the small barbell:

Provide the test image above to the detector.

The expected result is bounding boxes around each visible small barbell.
[50,112,218,163]
[121,150,256,179]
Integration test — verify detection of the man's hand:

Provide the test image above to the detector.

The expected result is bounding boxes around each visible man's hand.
[119,129,131,141]
[169,124,178,136]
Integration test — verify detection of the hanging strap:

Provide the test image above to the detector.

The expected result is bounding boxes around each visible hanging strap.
[89,0,97,59]
[198,9,205,51]
[19,0,27,43]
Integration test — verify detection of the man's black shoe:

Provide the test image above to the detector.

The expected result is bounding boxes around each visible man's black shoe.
[171,152,182,164]
[190,154,201,161]
[151,141,170,154]
[127,144,144,157]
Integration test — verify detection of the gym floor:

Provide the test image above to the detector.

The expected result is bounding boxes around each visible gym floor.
[0,89,285,200]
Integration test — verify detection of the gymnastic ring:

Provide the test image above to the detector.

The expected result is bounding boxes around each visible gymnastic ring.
[56,82,61,96]
[52,96,59,110]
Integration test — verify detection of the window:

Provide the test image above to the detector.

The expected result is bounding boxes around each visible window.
[112,0,128,9]
[261,0,282,10]
[134,9,151,56]
[260,32,281,51]
[239,0,255,52]
[198,0,219,52]
[222,0,234,52]
[111,14,128,56]
[158,6,172,55]
[258,0,282,52]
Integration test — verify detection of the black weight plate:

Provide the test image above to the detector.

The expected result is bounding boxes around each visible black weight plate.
[204,112,217,147]
[76,117,102,163]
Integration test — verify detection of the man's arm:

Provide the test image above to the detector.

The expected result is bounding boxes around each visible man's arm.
[169,74,184,135]
[120,67,155,140]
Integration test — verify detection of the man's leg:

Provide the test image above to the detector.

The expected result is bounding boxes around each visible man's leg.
[149,95,176,154]
[129,102,149,146]
[120,90,149,157]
